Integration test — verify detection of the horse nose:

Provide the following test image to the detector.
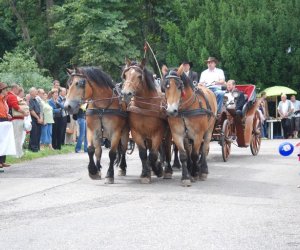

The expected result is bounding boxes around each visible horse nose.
[173,109,178,114]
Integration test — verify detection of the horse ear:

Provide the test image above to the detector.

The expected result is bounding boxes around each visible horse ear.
[177,64,184,76]
[66,68,73,76]
[161,65,169,76]
[125,58,131,67]
[74,66,80,74]
[140,58,146,69]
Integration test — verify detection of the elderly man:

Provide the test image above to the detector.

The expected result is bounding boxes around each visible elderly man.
[29,87,43,152]
[290,95,300,138]
[199,57,226,113]
[224,80,246,116]
[278,94,294,139]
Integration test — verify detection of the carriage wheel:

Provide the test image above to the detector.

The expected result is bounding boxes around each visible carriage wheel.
[221,119,231,162]
[127,139,135,155]
[250,112,261,156]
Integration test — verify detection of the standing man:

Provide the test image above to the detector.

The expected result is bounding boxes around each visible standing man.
[277,94,294,139]
[28,87,43,152]
[290,95,300,138]
[199,57,226,113]
[59,87,68,145]
[182,61,198,83]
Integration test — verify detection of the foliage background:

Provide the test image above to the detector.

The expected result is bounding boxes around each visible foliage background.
[0,0,299,92]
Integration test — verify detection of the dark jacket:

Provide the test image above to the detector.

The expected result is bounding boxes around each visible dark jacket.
[235,90,246,111]
[187,71,198,83]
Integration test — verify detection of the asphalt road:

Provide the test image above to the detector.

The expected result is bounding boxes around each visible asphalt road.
[0,139,300,250]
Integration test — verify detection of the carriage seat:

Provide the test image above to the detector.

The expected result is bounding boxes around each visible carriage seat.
[235,85,256,116]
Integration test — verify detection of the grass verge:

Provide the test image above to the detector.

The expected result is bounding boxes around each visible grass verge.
[6,145,75,164]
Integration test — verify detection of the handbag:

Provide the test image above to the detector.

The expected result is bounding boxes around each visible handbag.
[12,99,29,117]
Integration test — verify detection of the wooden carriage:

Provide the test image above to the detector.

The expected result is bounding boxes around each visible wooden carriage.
[212,85,262,162]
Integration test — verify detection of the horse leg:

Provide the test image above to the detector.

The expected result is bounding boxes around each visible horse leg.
[87,145,101,179]
[105,133,121,184]
[199,131,211,181]
[118,127,129,176]
[190,139,202,182]
[138,145,151,183]
[163,129,173,179]
[86,125,101,180]
[172,144,181,169]
[173,135,191,187]
[183,137,193,174]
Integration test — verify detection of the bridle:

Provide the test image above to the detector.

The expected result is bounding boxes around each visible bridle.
[163,71,196,110]
[68,72,119,109]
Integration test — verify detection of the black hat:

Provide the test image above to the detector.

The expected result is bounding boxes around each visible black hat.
[182,61,193,68]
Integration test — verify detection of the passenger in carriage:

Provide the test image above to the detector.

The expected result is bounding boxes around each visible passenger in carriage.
[224,80,246,116]
[199,57,226,113]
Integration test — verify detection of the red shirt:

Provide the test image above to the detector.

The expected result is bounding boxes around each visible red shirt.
[6,91,24,120]
[7,91,20,111]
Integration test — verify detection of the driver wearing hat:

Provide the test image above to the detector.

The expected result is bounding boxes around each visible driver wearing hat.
[182,61,198,83]
[199,57,226,113]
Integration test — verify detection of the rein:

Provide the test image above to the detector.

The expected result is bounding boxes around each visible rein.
[122,64,167,119]
[68,72,127,117]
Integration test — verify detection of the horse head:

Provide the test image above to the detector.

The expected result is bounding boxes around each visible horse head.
[64,67,93,114]
[121,58,147,100]
[162,64,188,116]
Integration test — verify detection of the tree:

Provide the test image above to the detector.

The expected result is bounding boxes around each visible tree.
[0,49,53,91]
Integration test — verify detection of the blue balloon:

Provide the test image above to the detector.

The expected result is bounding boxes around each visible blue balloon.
[278,142,294,156]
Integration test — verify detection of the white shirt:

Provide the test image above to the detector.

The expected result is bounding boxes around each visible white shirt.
[199,68,225,86]
[278,100,294,118]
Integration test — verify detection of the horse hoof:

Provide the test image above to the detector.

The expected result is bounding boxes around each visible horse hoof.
[172,163,181,169]
[118,169,126,176]
[181,179,191,187]
[163,172,173,179]
[105,177,114,184]
[199,173,208,181]
[89,171,101,180]
[191,176,198,182]
[140,177,151,184]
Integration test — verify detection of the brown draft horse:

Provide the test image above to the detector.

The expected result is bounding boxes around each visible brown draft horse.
[64,67,129,184]
[162,65,217,186]
[121,59,172,184]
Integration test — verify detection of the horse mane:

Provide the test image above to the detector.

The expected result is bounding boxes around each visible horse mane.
[78,66,115,89]
[143,67,157,91]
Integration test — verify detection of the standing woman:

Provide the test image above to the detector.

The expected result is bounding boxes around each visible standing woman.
[0,82,16,168]
[48,89,64,150]
[40,92,54,150]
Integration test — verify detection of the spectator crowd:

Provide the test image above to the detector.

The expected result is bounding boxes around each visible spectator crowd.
[0,80,87,169]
